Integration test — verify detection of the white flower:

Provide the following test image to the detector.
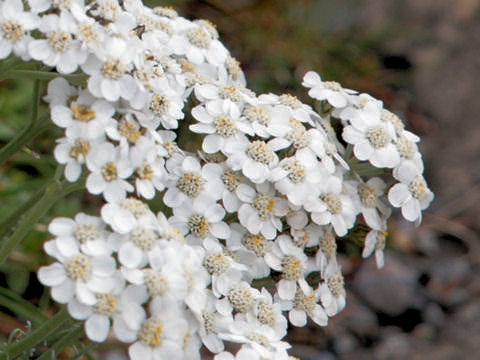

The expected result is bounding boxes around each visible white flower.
[0,0,38,60]
[280,281,328,327]
[237,182,289,240]
[226,138,279,184]
[81,37,138,102]
[246,288,287,337]
[305,174,357,237]
[264,235,309,301]
[38,237,116,306]
[51,90,115,139]
[101,197,155,234]
[170,198,230,244]
[44,77,77,108]
[135,77,184,130]
[85,143,134,203]
[319,262,346,317]
[48,213,110,257]
[190,101,252,155]
[163,156,223,208]
[202,237,246,298]
[388,160,434,222]
[347,177,390,230]
[219,319,291,360]
[363,229,387,269]
[29,12,87,73]
[269,152,325,206]
[303,71,355,108]
[342,107,400,168]
[216,281,260,316]
[110,216,160,270]
[226,223,271,279]
[54,131,103,182]
[128,311,188,360]
[169,19,228,65]
[67,273,147,343]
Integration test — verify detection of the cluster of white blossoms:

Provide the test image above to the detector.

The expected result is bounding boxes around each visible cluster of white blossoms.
[0,0,433,357]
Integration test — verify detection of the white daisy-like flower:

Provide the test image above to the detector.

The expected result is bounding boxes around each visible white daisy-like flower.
[38,237,116,306]
[305,174,357,237]
[202,237,247,298]
[319,262,346,317]
[219,319,291,360]
[269,152,324,206]
[170,198,231,244]
[81,37,138,102]
[54,130,103,182]
[342,107,400,168]
[190,101,252,155]
[29,12,87,74]
[302,71,355,108]
[85,142,134,203]
[50,90,115,139]
[44,77,77,109]
[237,182,289,240]
[226,223,271,279]
[121,245,188,308]
[135,77,184,130]
[67,273,147,343]
[334,92,383,127]
[315,228,337,277]
[290,222,324,249]
[264,235,309,301]
[241,101,274,138]
[245,288,287,337]
[363,229,387,269]
[128,311,188,360]
[0,0,38,60]
[163,156,223,208]
[101,196,155,234]
[202,163,244,213]
[192,293,231,354]
[216,281,260,317]
[226,137,279,184]
[48,213,110,257]
[348,177,390,231]
[388,160,434,222]
[169,19,228,66]
[279,281,328,328]
[109,216,160,270]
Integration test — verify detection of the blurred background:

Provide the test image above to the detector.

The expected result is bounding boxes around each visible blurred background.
[1,0,480,359]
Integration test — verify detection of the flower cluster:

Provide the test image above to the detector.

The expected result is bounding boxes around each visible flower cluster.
[3,0,434,358]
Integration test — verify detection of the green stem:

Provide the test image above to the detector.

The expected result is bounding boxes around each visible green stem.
[0,172,84,266]
[0,56,24,80]
[6,70,87,85]
[0,291,47,327]
[37,326,84,360]
[0,308,70,360]
[0,79,41,165]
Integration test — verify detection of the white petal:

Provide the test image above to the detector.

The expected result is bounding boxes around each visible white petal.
[48,218,75,236]
[129,342,153,360]
[85,314,110,342]
[388,183,410,207]
[67,298,92,320]
[277,279,296,300]
[402,198,420,222]
[210,222,231,239]
[289,309,307,327]
[51,280,75,303]
[113,317,138,343]
[38,263,66,286]
[119,242,144,268]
